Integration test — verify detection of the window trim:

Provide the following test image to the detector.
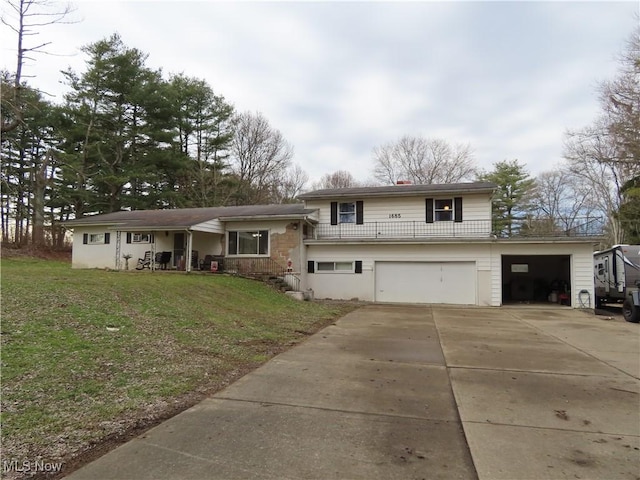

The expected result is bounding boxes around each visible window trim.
[227,229,269,256]
[434,198,453,222]
[338,202,356,224]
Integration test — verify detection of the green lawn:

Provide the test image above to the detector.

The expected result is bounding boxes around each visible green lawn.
[0,257,356,467]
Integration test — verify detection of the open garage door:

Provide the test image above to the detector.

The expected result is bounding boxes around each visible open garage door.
[502,255,571,305]
[375,261,476,305]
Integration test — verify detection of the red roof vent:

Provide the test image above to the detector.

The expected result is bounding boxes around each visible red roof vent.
[396,180,412,185]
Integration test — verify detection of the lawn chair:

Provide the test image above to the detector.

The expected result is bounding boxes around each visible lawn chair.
[135,251,152,270]
[191,250,199,269]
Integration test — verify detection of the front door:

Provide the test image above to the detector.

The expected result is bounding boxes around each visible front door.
[174,233,185,269]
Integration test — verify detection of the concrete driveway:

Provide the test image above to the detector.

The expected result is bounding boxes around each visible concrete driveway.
[66,305,640,480]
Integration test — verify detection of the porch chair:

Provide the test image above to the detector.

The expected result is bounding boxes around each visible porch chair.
[135,251,152,270]
[155,251,172,270]
[191,250,199,269]
[200,255,214,271]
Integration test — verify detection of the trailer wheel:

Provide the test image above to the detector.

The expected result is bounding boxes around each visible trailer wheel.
[622,298,640,323]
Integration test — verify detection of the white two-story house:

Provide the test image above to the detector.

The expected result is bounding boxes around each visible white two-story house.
[64,182,602,308]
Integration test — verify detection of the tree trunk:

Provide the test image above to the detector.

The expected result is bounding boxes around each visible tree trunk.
[31,149,51,247]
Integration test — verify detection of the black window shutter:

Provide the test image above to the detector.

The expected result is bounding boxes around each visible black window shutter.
[104,233,110,244]
[454,197,463,223]
[307,261,315,273]
[330,202,338,225]
[83,233,88,244]
[356,201,364,225]
[150,234,155,243]
[426,198,434,223]
[126,232,132,243]
[355,261,363,274]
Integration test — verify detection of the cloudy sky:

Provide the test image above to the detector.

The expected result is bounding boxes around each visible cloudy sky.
[1,1,637,185]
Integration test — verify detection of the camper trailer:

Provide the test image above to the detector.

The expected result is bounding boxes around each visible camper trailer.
[594,244,640,323]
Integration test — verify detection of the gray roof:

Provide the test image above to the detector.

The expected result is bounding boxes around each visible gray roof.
[298,182,497,200]
[63,204,316,229]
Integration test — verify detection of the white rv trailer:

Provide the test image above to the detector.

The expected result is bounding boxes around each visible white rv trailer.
[594,244,640,323]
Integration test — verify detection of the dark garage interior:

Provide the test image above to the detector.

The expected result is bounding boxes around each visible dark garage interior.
[502,255,571,305]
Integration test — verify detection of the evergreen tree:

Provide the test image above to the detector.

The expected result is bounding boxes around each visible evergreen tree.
[478,159,535,237]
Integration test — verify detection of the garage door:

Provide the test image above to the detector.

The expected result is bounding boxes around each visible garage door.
[375,262,476,305]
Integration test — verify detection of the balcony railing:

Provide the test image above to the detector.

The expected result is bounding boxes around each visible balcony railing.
[311,217,604,240]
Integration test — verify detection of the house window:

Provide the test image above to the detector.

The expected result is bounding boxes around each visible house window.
[132,233,151,243]
[88,233,105,244]
[317,261,353,272]
[339,203,356,224]
[228,230,269,255]
[435,199,453,221]
[83,232,110,245]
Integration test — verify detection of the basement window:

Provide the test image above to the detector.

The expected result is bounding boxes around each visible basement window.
[317,261,353,272]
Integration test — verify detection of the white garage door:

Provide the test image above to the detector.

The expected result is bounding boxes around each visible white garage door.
[375,261,476,305]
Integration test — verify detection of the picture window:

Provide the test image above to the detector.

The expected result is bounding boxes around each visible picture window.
[228,230,269,255]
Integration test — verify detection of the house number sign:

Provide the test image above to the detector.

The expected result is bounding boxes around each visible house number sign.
[388,213,402,219]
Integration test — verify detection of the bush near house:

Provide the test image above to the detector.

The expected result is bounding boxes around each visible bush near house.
[0,257,357,479]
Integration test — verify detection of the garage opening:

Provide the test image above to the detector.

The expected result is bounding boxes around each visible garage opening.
[502,255,571,306]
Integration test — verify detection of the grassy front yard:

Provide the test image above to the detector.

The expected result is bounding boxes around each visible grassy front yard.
[0,257,356,475]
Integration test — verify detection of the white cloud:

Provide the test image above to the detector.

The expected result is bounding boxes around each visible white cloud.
[1,0,637,186]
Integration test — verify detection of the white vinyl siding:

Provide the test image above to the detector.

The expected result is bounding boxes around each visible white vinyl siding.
[306,243,490,303]
[304,193,492,225]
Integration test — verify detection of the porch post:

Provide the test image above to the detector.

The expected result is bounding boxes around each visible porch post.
[186,230,193,273]
[151,235,156,272]
[115,231,122,270]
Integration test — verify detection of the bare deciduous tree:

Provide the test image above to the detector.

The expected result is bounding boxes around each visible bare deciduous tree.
[230,111,294,204]
[312,170,359,190]
[373,136,476,185]
[563,25,640,245]
[1,0,77,132]
[532,169,599,231]
[271,164,309,203]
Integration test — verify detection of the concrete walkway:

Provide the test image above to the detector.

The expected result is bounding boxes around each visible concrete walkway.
[66,305,640,480]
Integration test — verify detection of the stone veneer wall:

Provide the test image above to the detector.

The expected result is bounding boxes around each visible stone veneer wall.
[270,222,301,271]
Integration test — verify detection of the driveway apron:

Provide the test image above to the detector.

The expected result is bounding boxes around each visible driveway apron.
[66,305,476,480]
[435,307,640,480]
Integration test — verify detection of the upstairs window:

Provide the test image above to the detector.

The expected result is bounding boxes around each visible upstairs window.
[435,199,453,221]
[228,230,269,255]
[426,197,463,223]
[331,201,364,225]
[339,202,356,223]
